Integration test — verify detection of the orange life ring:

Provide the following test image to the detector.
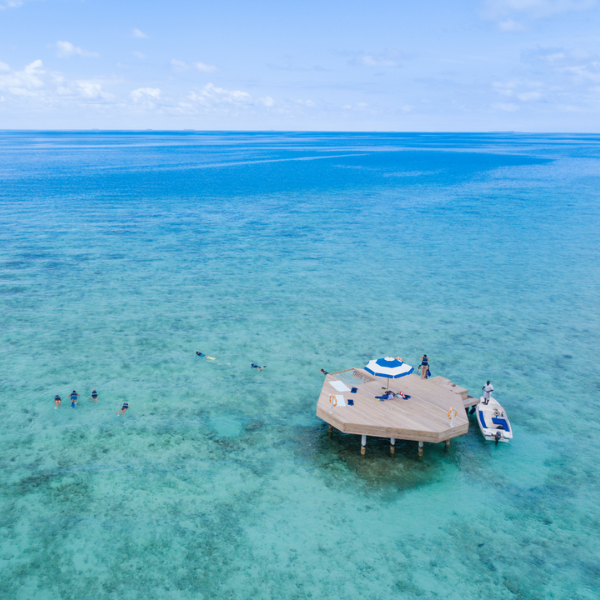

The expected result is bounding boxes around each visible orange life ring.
[447,408,457,419]
[395,357,404,362]
[328,394,338,407]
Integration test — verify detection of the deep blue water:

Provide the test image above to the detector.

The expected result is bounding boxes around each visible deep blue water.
[0,131,599,599]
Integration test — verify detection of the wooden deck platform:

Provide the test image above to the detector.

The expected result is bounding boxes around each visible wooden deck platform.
[316,368,476,454]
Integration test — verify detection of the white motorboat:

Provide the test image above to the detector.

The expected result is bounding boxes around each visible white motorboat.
[476,397,513,443]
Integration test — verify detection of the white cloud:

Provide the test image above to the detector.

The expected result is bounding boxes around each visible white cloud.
[493,79,544,101]
[170,60,217,73]
[522,46,600,82]
[296,99,316,107]
[0,59,44,96]
[181,84,275,113]
[0,1,23,10]
[131,51,147,60]
[0,60,284,117]
[130,87,161,101]
[188,83,251,106]
[342,102,372,111]
[0,60,112,102]
[497,18,527,31]
[132,28,148,39]
[130,87,162,108]
[54,41,100,59]
[194,61,217,73]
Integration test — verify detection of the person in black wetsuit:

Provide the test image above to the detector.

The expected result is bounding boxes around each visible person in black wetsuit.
[420,355,429,379]
[116,402,129,416]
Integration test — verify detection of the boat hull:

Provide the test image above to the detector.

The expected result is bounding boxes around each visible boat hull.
[476,397,513,442]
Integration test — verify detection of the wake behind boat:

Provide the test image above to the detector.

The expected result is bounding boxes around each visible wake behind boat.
[476,397,513,443]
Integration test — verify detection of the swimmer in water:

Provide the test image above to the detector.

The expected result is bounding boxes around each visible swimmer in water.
[70,390,79,408]
[115,402,129,416]
[320,369,329,375]
[196,351,216,360]
[54,395,61,409]
[89,389,98,403]
[251,363,266,371]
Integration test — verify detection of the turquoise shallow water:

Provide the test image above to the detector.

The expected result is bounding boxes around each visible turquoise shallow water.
[1,131,599,599]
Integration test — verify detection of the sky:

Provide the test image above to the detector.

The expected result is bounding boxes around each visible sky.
[0,0,599,131]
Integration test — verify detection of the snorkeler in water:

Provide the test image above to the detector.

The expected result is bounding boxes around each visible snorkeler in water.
[54,395,61,409]
[320,369,329,375]
[196,351,216,360]
[115,402,129,416]
[89,390,98,403]
[70,390,79,408]
[251,363,266,371]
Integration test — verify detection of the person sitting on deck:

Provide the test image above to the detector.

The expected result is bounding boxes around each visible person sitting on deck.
[385,390,411,400]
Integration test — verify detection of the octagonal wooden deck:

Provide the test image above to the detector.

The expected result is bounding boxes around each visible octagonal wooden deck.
[316,368,477,454]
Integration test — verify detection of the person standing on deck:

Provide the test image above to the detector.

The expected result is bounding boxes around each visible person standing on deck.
[482,381,494,404]
[420,355,429,379]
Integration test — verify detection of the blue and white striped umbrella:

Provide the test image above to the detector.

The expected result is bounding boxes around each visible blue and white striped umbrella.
[365,356,414,380]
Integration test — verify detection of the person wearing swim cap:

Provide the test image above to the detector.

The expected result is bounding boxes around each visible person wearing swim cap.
[70,390,79,408]
[116,402,129,416]
[54,395,61,409]
[89,390,98,403]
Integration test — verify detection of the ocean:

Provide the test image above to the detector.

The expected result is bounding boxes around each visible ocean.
[0,131,599,599]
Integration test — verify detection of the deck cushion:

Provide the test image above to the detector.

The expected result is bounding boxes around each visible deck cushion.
[492,417,510,432]
[478,412,487,429]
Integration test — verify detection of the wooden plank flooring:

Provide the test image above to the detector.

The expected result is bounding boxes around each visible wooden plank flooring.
[316,369,470,442]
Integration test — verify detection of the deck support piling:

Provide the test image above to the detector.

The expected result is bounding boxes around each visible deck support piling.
[328,425,333,435]
[390,438,395,455]
[445,439,450,451]
[361,435,367,455]
[418,441,424,458]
